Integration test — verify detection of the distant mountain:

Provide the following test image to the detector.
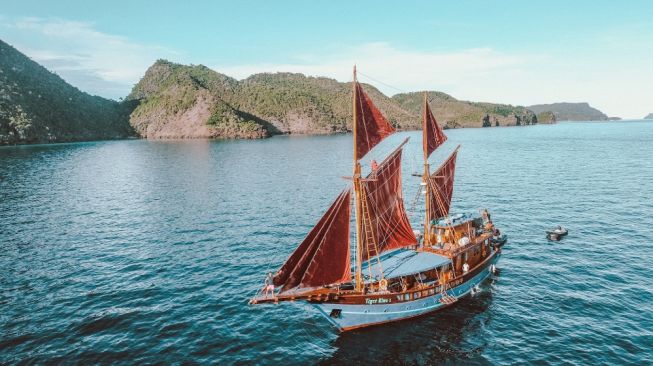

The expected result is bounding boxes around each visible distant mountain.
[0,40,135,145]
[527,102,608,121]
[392,91,540,128]
[126,60,416,139]
[644,113,653,120]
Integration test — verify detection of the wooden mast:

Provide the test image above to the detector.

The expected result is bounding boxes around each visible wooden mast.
[422,91,432,247]
[352,65,363,292]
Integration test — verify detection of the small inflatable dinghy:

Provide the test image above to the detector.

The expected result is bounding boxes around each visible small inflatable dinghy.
[546,226,568,241]
[491,234,508,248]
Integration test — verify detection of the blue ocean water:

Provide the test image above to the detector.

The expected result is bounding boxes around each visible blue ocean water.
[1,121,652,364]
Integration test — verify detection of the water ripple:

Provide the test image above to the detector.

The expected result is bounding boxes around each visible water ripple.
[1,122,652,364]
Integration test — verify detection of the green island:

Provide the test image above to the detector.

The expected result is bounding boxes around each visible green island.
[2,39,617,145]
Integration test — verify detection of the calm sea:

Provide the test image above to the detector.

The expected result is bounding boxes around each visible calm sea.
[1,121,652,364]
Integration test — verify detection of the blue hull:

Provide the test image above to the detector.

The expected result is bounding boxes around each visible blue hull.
[313,253,500,331]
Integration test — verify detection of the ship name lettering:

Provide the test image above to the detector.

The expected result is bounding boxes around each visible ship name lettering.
[365,298,391,305]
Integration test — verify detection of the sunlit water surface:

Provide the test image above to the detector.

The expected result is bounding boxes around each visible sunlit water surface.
[1,121,652,364]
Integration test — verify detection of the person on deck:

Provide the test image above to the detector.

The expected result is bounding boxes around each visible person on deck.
[401,277,409,292]
[263,272,275,297]
[428,219,437,244]
[462,262,470,273]
[371,159,379,171]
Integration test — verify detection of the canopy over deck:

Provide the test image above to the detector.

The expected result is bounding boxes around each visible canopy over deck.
[360,249,451,282]
[432,212,482,228]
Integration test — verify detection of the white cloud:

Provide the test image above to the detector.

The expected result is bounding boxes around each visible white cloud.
[215,42,652,119]
[216,42,527,95]
[2,17,650,118]
[2,17,180,99]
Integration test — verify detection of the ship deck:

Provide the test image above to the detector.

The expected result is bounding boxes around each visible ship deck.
[359,248,451,282]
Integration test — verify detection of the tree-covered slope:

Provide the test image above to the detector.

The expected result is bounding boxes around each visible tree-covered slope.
[392,91,540,128]
[0,39,134,145]
[129,60,549,138]
[126,60,418,138]
[126,60,270,139]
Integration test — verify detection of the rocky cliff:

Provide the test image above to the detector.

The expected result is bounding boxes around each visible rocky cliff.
[644,113,653,120]
[126,60,416,139]
[0,40,134,145]
[528,102,608,121]
[536,111,557,123]
[128,60,547,138]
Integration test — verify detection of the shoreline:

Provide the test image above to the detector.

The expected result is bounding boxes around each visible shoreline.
[5,119,651,148]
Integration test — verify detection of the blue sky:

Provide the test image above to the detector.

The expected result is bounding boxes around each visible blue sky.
[1,0,652,118]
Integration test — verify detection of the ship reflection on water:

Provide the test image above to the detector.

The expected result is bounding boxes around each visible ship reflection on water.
[323,282,497,364]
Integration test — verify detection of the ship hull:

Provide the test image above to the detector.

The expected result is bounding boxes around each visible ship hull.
[313,253,500,332]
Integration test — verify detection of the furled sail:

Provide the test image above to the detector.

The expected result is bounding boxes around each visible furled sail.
[427,147,459,220]
[273,189,352,292]
[423,97,447,158]
[360,144,416,260]
[354,82,395,160]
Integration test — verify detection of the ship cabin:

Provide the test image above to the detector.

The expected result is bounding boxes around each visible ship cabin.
[345,213,496,297]
[423,212,496,278]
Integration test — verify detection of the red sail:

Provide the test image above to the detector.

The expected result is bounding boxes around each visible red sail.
[423,99,447,158]
[354,82,395,160]
[428,148,459,220]
[273,189,351,292]
[361,146,416,260]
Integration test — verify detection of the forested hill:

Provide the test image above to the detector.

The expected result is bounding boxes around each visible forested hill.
[0,40,135,145]
[392,91,541,128]
[1,42,574,145]
[127,60,546,139]
[125,60,416,139]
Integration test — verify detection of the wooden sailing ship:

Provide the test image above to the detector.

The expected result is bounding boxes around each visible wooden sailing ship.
[249,68,505,332]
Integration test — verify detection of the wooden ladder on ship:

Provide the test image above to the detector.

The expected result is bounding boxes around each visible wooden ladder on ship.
[360,186,384,280]
[408,183,423,218]
[439,282,458,305]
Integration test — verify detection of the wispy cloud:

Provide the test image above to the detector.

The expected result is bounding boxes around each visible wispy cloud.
[2,16,650,118]
[214,41,652,119]
[215,42,528,97]
[2,17,180,99]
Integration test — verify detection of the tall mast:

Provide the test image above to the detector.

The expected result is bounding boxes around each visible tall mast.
[422,91,432,247]
[352,65,363,292]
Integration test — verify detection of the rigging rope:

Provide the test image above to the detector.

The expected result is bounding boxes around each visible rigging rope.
[357,71,406,94]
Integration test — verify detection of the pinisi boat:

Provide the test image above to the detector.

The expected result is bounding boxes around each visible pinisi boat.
[249,68,505,332]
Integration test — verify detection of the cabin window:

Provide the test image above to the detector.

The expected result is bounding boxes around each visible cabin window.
[396,295,403,302]
[422,290,429,297]
[329,309,342,319]
[415,292,421,299]
[429,289,435,295]
[404,294,410,301]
